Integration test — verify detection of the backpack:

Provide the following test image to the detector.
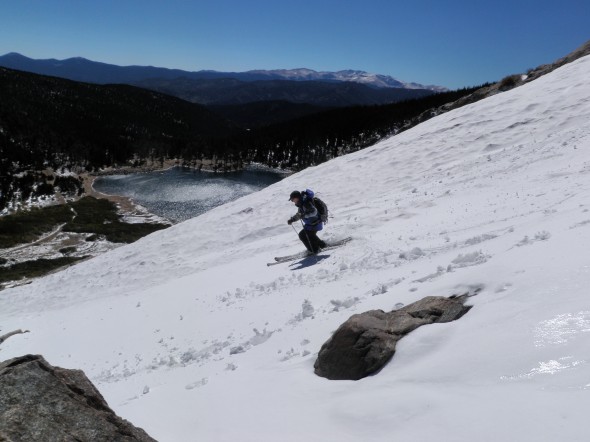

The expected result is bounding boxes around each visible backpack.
[304,189,329,223]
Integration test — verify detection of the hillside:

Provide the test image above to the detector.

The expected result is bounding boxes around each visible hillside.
[208,100,328,128]
[0,66,237,167]
[132,77,435,107]
[235,85,484,168]
[1,53,589,442]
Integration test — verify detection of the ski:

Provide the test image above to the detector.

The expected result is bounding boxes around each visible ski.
[267,237,352,266]
[268,251,312,266]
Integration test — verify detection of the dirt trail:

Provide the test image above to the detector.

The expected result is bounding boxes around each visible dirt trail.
[0,223,68,257]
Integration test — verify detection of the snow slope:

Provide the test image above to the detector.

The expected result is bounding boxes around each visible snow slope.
[2,55,590,441]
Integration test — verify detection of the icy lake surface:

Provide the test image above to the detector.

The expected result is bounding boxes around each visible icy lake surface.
[94,166,285,222]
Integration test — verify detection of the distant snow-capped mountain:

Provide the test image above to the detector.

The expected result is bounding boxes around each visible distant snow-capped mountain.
[244,68,448,91]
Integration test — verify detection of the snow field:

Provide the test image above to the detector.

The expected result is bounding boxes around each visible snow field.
[1,55,590,441]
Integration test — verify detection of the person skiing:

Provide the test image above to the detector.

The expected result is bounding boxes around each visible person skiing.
[287,190,326,253]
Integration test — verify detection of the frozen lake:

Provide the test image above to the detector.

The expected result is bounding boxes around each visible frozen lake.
[93,166,286,222]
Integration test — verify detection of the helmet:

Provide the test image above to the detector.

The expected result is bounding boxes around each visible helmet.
[289,190,301,201]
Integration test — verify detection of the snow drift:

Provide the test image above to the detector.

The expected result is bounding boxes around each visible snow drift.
[2,54,590,441]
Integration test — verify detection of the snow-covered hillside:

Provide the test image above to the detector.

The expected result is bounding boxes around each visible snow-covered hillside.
[2,55,590,441]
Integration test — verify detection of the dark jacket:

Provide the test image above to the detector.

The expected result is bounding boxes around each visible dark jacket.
[290,193,323,231]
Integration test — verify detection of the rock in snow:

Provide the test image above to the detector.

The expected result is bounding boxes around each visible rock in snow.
[0,355,156,442]
[315,296,471,380]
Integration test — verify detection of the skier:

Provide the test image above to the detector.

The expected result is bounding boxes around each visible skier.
[287,190,326,253]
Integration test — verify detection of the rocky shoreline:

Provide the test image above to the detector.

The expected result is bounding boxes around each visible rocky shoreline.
[83,174,164,222]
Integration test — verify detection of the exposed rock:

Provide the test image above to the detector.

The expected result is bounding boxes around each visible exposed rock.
[314,296,471,380]
[0,354,156,442]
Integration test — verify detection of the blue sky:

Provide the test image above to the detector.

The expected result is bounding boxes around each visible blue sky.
[1,0,588,88]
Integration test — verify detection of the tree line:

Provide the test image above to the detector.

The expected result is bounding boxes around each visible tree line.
[206,85,486,170]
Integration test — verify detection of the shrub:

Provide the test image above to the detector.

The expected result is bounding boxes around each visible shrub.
[499,74,521,91]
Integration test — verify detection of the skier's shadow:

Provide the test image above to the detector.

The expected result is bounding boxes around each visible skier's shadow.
[289,254,330,270]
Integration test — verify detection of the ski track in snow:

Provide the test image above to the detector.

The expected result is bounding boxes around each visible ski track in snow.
[2,55,590,441]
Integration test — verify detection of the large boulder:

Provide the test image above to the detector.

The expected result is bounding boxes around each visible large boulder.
[0,354,156,441]
[314,295,471,380]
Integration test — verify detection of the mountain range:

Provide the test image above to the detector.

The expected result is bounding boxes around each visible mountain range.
[0,52,445,91]
[0,52,442,107]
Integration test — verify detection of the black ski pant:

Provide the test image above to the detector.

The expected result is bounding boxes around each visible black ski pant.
[299,228,326,253]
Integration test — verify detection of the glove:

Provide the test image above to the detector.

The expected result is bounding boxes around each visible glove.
[287,219,293,225]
